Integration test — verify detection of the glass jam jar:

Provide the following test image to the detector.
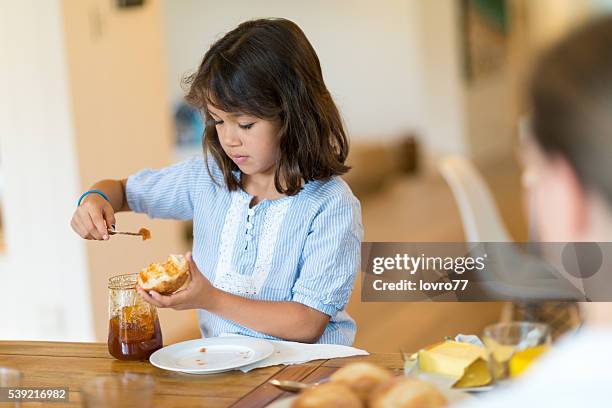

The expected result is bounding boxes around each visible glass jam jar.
[107,274,163,360]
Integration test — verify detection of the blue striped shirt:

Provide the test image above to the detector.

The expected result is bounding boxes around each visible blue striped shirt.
[126,155,363,345]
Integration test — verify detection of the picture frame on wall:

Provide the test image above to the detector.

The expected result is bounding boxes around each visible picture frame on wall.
[460,0,509,83]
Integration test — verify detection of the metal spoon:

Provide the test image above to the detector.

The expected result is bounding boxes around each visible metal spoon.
[107,227,151,240]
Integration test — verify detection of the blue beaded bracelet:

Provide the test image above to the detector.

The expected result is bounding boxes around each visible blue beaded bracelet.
[77,190,110,206]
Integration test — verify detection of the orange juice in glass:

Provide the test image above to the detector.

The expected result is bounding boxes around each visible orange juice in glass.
[483,322,551,381]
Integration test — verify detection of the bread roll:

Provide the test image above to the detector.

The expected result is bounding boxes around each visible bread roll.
[330,362,393,401]
[368,377,448,408]
[291,383,363,408]
[137,254,189,295]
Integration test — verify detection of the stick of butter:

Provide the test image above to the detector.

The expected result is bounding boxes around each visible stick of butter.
[418,340,492,388]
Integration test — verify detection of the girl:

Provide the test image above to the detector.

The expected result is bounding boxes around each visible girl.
[70,18,363,345]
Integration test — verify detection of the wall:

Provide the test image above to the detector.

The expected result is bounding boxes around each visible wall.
[465,68,515,160]
[527,0,591,51]
[416,0,469,159]
[0,0,93,340]
[61,0,197,342]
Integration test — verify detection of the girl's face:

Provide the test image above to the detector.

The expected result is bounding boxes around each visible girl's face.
[207,105,282,177]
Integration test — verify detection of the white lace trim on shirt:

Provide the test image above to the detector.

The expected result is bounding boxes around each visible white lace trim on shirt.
[213,192,291,295]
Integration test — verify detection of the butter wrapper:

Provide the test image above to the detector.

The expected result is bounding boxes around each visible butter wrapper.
[417,340,492,388]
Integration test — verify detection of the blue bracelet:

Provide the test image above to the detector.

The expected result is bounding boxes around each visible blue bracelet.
[77,190,111,206]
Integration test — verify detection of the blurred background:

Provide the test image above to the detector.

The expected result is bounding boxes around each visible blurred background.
[1,0,609,352]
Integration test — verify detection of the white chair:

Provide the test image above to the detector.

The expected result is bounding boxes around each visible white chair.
[439,155,513,321]
[438,156,511,242]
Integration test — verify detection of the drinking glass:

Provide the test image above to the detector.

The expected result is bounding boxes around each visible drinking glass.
[483,321,551,380]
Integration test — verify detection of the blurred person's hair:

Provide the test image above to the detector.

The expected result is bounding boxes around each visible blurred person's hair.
[530,16,612,205]
[183,18,349,195]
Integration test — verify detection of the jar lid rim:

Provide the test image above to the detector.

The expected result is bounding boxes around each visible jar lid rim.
[108,273,138,290]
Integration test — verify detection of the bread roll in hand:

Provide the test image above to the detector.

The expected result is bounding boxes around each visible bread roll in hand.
[137,254,190,295]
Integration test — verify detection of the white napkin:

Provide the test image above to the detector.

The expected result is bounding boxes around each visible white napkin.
[219,333,369,373]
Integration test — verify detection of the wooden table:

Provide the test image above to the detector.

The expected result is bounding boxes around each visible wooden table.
[0,341,403,407]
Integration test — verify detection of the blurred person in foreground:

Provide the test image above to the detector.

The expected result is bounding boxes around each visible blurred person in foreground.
[460,16,612,407]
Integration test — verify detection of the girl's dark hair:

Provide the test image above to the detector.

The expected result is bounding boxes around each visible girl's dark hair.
[183,18,349,195]
[530,16,612,204]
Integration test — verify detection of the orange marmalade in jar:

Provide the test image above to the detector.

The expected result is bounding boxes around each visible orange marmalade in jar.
[107,274,163,360]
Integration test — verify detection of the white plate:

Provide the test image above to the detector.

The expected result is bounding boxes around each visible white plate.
[266,384,475,408]
[149,337,274,374]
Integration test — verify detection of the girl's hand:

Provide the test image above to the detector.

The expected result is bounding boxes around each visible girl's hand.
[71,193,116,240]
[137,252,219,311]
